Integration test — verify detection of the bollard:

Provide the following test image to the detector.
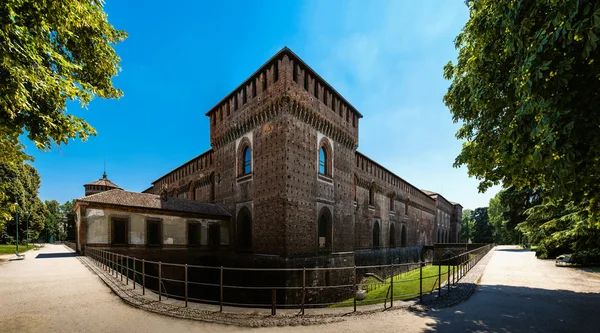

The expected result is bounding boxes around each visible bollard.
[301,268,306,315]
[185,264,188,308]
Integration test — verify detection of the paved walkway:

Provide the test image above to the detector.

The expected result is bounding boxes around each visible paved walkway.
[1,244,599,332]
[420,245,600,332]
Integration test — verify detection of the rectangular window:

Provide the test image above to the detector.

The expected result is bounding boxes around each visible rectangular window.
[147,220,162,247]
[208,223,220,246]
[112,218,128,245]
[188,223,200,246]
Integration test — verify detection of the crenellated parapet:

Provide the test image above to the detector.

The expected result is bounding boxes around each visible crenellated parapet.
[145,149,215,195]
[205,47,362,149]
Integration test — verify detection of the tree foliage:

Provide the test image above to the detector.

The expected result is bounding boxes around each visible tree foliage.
[471,207,494,243]
[0,0,127,163]
[488,186,543,244]
[461,209,473,242]
[444,0,600,225]
[0,161,48,243]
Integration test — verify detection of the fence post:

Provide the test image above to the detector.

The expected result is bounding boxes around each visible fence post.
[158,261,162,301]
[438,262,441,297]
[133,257,136,290]
[142,259,145,296]
[447,258,451,292]
[126,256,129,285]
[301,268,306,315]
[271,289,276,316]
[353,266,357,312]
[185,264,188,308]
[419,262,423,303]
[219,266,223,313]
[390,263,394,308]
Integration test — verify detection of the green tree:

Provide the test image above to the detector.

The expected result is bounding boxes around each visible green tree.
[0,0,126,172]
[0,161,48,243]
[61,200,76,241]
[471,207,494,243]
[461,209,473,242]
[488,186,544,244]
[444,0,600,226]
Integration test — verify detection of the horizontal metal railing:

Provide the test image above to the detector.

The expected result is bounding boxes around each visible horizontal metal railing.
[84,243,494,314]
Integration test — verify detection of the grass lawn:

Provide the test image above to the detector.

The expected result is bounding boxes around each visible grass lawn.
[331,265,451,307]
[530,246,538,252]
[0,244,36,254]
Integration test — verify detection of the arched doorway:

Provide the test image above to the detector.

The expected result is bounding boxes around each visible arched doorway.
[318,207,332,250]
[372,220,380,248]
[237,207,252,249]
[401,225,407,247]
[389,223,396,247]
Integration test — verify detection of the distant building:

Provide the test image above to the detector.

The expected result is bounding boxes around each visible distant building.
[84,172,121,196]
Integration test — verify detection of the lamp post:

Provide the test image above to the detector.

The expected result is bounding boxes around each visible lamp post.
[14,201,19,253]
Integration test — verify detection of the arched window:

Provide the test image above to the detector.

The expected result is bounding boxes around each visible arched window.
[318,207,332,250]
[243,147,251,174]
[372,220,380,248]
[318,139,332,177]
[237,207,252,249]
[319,147,327,175]
[389,223,396,247]
[401,225,407,247]
[238,139,252,176]
[369,185,375,206]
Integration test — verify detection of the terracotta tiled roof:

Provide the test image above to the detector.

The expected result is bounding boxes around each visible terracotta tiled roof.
[85,178,121,188]
[76,189,231,218]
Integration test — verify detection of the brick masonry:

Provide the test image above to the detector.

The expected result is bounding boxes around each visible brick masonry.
[142,47,462,267]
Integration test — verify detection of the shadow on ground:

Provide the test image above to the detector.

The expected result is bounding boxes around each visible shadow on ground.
[36,252,79,259]
[414,285,600,332]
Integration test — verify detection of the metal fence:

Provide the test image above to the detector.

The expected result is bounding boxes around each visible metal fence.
[84,243,494,314]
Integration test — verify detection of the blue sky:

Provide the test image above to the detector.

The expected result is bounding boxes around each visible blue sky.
[26,0,499,209]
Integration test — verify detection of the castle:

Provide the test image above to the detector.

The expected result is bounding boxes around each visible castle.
[138,47,462,264]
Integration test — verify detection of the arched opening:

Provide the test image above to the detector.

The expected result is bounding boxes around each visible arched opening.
[318,139,332,177]
[243,146,251,175]
[389,223,396,247]
[438,229,441,243]
[237,207,252,249]
[319,147,327,175]
[369,185,375,206]
[401,225,407,247]
[372,220,380,248]
[318,207,332,250]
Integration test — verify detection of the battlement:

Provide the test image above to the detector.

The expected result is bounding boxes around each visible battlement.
[145,149,214,194]
[205,47,363,146]
[355,151,435,207]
